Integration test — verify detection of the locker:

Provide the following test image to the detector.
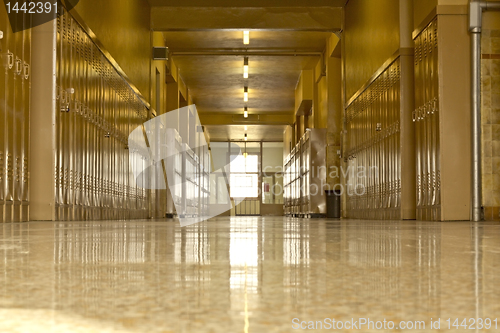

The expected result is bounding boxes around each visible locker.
[0,4,8,222]
[345,59,402,219]
[282,129,326,217]
[1,6,31,223]
[414,19,441,221]
[51,9,150,221]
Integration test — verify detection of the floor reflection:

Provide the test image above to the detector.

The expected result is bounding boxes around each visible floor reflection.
[0,218,500,332]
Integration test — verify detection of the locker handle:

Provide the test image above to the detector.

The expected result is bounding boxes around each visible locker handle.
[61,90,67,103]
[7,51,14,69]
[15,58,22,75]
[431,98,438,114]
[418,107,425,120]
[23,62,29,80]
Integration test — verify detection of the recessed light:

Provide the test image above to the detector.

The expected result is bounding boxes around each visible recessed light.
[243,57,249,79]
[243,31,250,45]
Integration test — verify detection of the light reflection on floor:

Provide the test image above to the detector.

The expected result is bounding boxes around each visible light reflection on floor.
[0,217,500,332]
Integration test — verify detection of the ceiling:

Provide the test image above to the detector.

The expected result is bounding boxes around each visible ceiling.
[165,31,329,114]
[148,0,347,7]
[206,124,288,142]
[153,2,342,141]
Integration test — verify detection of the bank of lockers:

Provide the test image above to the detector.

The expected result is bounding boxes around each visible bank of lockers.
[54,9,149,220]
[345,58,402,220]
[198,140,210,217]
[414,19,440,221]
[1,6,31,222]
[163,127,210,218]
[283,129,327,217]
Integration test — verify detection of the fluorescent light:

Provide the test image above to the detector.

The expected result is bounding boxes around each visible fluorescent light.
[244,87,248,102]
[243,57,249,79]
[243,31,249,45]
[244,133,248,141]
[244,125,248,131]
[244,106,248,118]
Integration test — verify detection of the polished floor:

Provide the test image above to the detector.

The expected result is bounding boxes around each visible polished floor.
[1,217,500,332]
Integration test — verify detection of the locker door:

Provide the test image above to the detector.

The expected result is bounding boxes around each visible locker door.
[20,11,31,221]
[431,20,441,220]
[414,31,423,220]
[0,4,9,222]
[4,9,17,222]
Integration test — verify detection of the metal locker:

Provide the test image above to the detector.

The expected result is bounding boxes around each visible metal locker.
[414,18,440,221]
[0,4,8,222]
[4,9,16,223]
[14,11,30,222]
[345,59,402,219]
[0,7,31,223]
[55,14,62,220]
[430,20,441,221]
[49,9,151,221]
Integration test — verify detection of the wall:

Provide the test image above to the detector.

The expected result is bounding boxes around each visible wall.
[326,56,342,190]
[262,146,284,173]
[413,0,437,30]
[344,0,400,101]
[481,28,500,220]
[70,0,151,102]
[484,8,500,30]
[152,32,168,115]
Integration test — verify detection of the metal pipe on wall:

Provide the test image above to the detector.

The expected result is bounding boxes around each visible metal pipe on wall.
[471,30,481,222]
[469,0,500,221]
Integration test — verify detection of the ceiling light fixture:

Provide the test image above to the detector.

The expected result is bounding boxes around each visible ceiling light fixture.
[244,125,248,131]
[243,57,249,79]
[243,31,250,45]
[244,106,248,118]
[244,87,248,102]
[244,133,248,141]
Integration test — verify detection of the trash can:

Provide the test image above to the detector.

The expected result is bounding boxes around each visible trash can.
[325,189,341,218]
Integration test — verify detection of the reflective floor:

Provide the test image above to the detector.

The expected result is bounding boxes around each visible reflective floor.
[1,217,500,332]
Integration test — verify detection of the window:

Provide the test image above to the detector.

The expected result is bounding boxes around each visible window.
[229,153,259,198]
[230,174,259,198]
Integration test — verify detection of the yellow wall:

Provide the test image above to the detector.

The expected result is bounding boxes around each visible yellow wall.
[413,0,436,30]
[315,76,328,129]
[152,32,168,115]
[313,55,327,129]
[344,0,400,101]
[484,10,500,30]
[438,0,468,4]
[71,0,151,102]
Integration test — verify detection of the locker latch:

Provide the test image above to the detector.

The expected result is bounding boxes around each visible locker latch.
[23,62,29,80]
[15,57,22,75]
[376,123,382,131]
[7,51,14,69]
